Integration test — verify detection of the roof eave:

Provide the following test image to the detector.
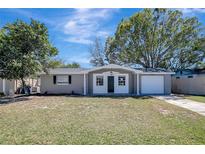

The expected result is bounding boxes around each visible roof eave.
[86,64,143,73]
[39,71,87,75]
[140,72,175,75]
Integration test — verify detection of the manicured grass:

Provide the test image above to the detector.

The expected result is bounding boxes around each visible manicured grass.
[185,95,205,103]
[0,96,205,144]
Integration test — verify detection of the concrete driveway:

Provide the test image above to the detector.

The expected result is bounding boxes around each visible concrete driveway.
[155,95,205,116]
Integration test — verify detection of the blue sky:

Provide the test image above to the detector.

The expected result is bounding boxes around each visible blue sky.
[0,8,205,68]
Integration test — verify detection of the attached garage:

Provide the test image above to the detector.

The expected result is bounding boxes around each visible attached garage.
[141,75,164,94]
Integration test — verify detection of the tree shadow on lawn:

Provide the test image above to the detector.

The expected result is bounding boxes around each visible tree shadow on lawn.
[183,94,205,97]
[41,93,153,100]
[0,94,153,105]
[0,95,32,105]
[82,95,152,100]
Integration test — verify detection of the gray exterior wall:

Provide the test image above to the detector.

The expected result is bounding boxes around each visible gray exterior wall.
[0,79,15,95]
[139,74,171,95]
[40,70,172,95]
[133,74,138,94]
[172,74,205,95]
[40,74,84,94]
[164,74,171,95]
[87,68,136,95]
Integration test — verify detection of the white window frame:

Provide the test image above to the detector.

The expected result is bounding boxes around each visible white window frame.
[96,76,104,86]
[118,76,126,86]
[57,75,69,85]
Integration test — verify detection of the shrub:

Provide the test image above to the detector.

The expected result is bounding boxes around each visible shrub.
[0,92,5,97]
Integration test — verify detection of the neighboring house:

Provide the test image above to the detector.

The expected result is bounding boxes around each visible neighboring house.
[172,69,205,95]
[0,78,40,96]
[40,64,174,95]
[0,79,15,95]
[15,78,40,89]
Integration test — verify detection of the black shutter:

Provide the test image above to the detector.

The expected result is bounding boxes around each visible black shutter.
[69,75,71,84]
[53,75,56,84]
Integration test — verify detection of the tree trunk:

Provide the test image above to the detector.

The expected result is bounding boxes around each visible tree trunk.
[21,78,26,94]
[21,78,25,88]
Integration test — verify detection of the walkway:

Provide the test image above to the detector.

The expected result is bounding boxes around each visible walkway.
[155,95,205,116]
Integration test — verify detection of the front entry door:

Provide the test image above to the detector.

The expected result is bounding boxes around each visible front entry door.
[108,76,114,93]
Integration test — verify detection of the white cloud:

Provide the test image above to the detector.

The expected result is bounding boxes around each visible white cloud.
[62,8,119,45]
[65,52,90,64]
[180,8,205,15]
[97,31,110,37]
[65,37,93,45]
[5,8,119,45]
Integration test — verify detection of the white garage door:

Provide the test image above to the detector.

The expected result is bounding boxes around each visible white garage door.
[141,75,164,94]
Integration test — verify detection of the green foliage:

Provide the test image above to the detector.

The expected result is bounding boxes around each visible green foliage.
[47,58,65,68]
[48,58,80,68]
[104,37,119,64]
[65,62,80,68]
[185,95,205,103]
[105,9,205,70]
[0,19,58,84]
[195,61,205,69]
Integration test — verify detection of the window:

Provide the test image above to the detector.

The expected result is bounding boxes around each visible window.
[188,75,193,78]
[57,75,69,85]
[118,76,126,86]
[96,76,103,86]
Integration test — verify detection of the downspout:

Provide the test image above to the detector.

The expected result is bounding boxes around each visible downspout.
[137,73,140,96]
[83,73,86,96]
[3,79,6,95]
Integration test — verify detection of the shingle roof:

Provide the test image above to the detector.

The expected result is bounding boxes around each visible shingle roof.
[41,68,88,75]
[135,68,172,72]
[40,64,174,75]
[175,68,205,75]
[85,64,142,73]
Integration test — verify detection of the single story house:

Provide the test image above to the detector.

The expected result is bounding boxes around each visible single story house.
[40,64,174,95]
[172,69,205,95]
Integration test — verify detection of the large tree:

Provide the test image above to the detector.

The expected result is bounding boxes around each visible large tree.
[104,9,205,70]
[89,37,106,67]
[0,19,58,87]
[47,58,65,68]
[104,36,119,64]
[65,62,80,68]
[48,58,80,68]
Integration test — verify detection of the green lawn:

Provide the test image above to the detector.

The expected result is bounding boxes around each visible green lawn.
[184,95,205,103]
[0,96,205,144]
